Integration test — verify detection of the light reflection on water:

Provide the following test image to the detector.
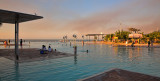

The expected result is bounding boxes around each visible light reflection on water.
[0,42,160,81]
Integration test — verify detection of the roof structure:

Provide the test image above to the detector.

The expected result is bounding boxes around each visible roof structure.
[86,34,107,36]
[0,9,43,24]
[0,9,43,60]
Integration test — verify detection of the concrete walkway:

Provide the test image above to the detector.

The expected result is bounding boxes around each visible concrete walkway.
[78,68,160,81]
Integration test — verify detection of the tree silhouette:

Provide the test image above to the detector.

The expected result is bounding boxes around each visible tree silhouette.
[115,30,130,40]
[128,28,140,33]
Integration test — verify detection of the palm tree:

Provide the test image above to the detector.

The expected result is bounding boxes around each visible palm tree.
[128,28,140,33]
[115,30,130,40]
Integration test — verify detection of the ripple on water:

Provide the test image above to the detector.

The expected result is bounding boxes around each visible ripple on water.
[0,42,160,81]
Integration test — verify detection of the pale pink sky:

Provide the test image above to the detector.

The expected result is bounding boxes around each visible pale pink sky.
[0,0,160,39]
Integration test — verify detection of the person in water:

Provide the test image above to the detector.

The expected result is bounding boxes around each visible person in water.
[42,45,47,50]
[8,40,10,44]
[40,45,48,54]
[131,41,135,47]
[148,40,151,47]
[4,40,8,45]
[48,46,52,52]
[20,39,23,46]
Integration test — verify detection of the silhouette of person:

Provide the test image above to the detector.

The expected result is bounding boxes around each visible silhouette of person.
[20,39,23,46]
[148,40,151,47]
[48,46,52,52]
[8,39,10,44]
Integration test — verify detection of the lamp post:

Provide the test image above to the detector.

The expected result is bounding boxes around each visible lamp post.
[73,34,77,53]
[73,34,77,46]
[65,35,67,42]
[63,36,65,42]
[82,35,84,45]
[82,35,84,39]
[101,32,103,41]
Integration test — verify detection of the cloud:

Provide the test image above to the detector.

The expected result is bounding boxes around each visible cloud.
[64,0,160,34]
[0,0,160,39]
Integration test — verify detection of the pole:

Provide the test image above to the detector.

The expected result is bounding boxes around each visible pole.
[98,35,99,41]
[15,15,19,60]
[102,35,103,41]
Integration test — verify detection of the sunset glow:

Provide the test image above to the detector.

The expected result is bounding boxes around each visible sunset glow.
[0,0,160,39]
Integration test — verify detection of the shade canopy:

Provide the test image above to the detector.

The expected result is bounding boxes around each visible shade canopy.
[0,9,43,24]
[0,9,43,60]
[86,34,107,36]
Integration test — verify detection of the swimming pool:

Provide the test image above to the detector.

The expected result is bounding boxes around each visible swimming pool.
[0,42,160,81]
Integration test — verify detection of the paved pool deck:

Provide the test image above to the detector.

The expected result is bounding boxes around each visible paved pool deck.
[78,68,160,81]
[0,48,74,63]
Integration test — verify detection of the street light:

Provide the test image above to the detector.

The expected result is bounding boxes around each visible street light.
[82,35,85,45]
[73,34,77,38]
[82,35,84,39]
[73,34,77,47]
[101,32,103,41]
[65,35,67,42]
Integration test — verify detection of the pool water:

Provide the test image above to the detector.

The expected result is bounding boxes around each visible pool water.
[0,42,160,81]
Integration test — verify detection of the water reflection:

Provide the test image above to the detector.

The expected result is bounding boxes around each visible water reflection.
[128,47,141,62]
[14,62,19,81]
[74,51,77,65]
[3,45,7,48]
[20,45,23,49]
[112,47,142,62]
[147,47,154,57]
[2,45,11,49]
[1,43,160,81]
